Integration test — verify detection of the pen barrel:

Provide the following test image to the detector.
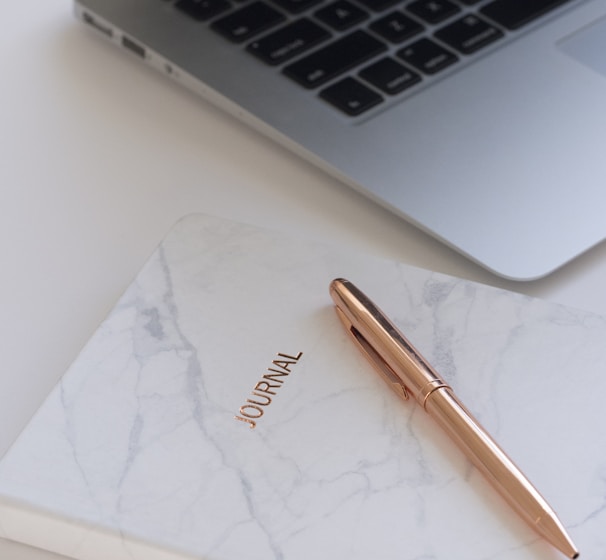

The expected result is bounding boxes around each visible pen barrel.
[425,388,578,558]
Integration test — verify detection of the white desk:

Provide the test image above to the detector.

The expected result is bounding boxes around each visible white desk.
[2,3,606,558]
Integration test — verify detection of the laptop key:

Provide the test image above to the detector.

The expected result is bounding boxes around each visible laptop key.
[356,0,401,11]
[397,38,458,74]
[320,77,383,115]
[370,11,424,43]
[480,0,572,30]
[175,0,232,21]
[314,0,370,31]
[283,30,387,88]
[212,1,285,42]
[247,19,331,64]
[435,15,503,54]
[359,57,422,94]
[270,0,323,14]
[407,0,460,24]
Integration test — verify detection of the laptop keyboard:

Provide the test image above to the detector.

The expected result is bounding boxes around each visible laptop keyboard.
[171,0,573,116]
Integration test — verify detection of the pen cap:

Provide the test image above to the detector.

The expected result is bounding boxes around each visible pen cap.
[330,279,448,408]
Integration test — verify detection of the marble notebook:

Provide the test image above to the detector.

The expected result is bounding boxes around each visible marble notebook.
[1,214,605,560]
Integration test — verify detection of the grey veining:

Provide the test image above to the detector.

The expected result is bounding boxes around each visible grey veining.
[1,214,605,560]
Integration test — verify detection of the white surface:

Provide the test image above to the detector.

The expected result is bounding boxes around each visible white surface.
[1,215,603,559]
[2,3,606,558]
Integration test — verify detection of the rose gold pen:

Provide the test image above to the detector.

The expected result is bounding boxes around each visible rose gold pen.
[330,278,579,558]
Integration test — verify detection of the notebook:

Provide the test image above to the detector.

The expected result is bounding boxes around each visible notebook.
[72,0,606,280]
[0,213,605,560]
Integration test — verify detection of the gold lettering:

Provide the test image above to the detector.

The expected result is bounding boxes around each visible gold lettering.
[277,352,303,361]
[247,392,272,406]
[240,404,264,418]
[235,351,303,428]
[264,369,288,382]
[254,381,279,395]
[270,352,303,372]
[271,360,294,372]
[234,415,257,429]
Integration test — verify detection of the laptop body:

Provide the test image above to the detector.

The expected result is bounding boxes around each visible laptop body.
[74,0,606,280]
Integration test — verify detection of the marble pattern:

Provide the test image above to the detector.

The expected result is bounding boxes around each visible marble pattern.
[1,214,605,560]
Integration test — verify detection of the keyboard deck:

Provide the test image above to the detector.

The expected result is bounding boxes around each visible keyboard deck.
[170,0,573,116]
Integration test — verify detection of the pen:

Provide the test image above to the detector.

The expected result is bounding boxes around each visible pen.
[329,278,579,559]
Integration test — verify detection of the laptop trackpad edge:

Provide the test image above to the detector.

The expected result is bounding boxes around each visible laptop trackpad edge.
[558,16,606,77]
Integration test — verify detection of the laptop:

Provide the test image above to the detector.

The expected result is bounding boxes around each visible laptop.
[74,0,606,280]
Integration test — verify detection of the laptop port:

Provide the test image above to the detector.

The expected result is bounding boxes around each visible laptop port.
[82,12,113,38]
[122,36,146,59]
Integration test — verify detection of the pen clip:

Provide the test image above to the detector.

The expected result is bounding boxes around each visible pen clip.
[335,306,410,401]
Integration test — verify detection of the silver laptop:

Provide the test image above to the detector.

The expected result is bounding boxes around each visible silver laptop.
[74,0,606,280]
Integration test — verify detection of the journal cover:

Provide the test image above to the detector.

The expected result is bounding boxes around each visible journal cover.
[0,214,604,560]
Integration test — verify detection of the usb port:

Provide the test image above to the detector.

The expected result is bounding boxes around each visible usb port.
[82,12,113,38]
[122,36,146,59]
